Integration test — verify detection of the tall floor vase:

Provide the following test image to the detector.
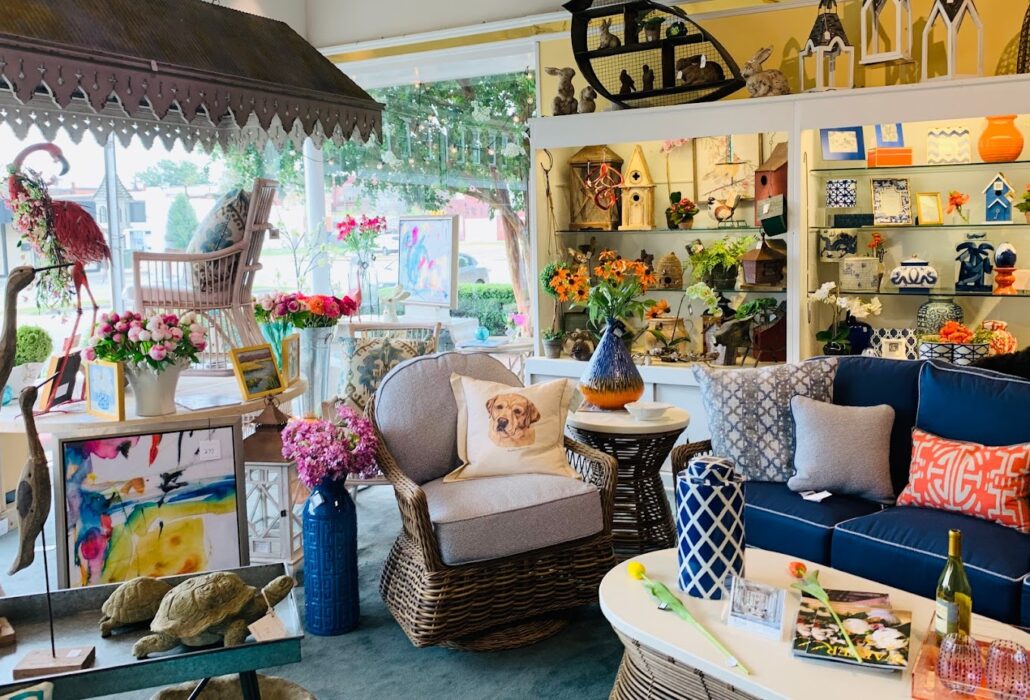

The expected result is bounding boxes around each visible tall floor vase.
[299,326,334,418]
[303,477,359,635]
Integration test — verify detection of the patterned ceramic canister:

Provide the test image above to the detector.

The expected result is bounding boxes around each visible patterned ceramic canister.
[952,343,990,366]
[918,341,954,363]
[839,256,881,292]
[818,230,859,261]
[890,256,939,294]
[916,296,963,337]
[676,455,745,600]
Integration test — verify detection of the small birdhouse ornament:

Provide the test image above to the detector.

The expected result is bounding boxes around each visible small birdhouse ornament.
[799,0,856,92]
[620,145,656,231]
[921,0,984,81]
[983,173,1015,223]
[860,0,913,65]
[568,145,624,231]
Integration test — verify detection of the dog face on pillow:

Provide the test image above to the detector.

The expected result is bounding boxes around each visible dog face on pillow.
[486,392,541,448]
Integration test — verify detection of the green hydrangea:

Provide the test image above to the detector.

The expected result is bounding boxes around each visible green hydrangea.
[15,326,53,366]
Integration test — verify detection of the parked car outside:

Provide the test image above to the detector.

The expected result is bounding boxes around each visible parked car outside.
[458,253,490,284]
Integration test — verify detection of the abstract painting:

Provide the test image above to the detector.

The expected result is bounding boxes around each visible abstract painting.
[85,360,124,420]
[398,216,459,308]
[56,421,246,588]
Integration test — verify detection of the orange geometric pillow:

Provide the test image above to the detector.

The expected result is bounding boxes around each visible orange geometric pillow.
[897,429,1030,532]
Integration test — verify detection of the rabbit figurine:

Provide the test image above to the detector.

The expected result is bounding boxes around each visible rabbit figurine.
[597,18,621,50]
[544,66,578,115]
[741,47,791,98]
[579,86,597,113]
[675,55,725,86]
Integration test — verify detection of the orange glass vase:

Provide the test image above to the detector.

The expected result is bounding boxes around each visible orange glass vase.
[978,116,1024,163]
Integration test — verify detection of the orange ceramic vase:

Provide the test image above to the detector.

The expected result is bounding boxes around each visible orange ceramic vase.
[978,116,1024,163]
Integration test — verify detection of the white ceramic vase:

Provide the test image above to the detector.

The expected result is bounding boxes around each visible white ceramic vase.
[125,360,187,417]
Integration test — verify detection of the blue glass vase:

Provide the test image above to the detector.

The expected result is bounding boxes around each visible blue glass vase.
[260,320,294,369]
[578,318,643,410]
[303,477,359,636]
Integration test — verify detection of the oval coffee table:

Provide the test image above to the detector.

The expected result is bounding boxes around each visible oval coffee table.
[600,547,1030,700]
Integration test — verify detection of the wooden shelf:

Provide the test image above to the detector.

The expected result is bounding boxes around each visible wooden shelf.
[580,33,703,60]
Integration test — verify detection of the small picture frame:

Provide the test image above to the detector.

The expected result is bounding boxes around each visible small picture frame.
[230,344,285,401]
[39,351,82,409]
[726,576,785,640]
[820,127,866,161]
[281,333,300,386]
[825,178,858,209]
[875,123,905,148]
[871,178,913,226]
[915,192,944,226]
[881,339,909,360]
[85,360,124,420]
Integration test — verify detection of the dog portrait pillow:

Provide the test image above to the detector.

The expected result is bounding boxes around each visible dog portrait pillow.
[445,374,580,482]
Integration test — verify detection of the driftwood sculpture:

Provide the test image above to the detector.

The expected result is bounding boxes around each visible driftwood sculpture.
[9,384,51,574]
[0,266,43,391]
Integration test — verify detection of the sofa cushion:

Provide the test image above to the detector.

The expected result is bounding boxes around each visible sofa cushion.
[833,357,924,494]
[374,352,521,485]
[336,335,436,413]
[421,473,604,565]
[917,360,1030,446]
[694,359,839,482]
[833,507,1030,623]
[743,482,884,564]
[1020,578,1030,627]
[187,189,250,254]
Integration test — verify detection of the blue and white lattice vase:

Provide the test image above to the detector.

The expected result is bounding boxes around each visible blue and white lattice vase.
[303,476,359,636]
[676,456,745,600]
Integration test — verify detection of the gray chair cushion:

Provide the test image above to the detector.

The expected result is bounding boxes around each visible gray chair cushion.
[421,474,604,565]
[374,352,521,485]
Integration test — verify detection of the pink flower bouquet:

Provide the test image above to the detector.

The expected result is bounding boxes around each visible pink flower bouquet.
[281,405,379,486]
[254,291,303,324]
[84,310,208,370]
[336,214,387,256]
[294,294,358,328]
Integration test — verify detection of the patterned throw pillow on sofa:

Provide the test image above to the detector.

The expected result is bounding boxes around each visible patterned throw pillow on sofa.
[694,359,839,481]
[897,429,1030,532]
[187,189,251,293]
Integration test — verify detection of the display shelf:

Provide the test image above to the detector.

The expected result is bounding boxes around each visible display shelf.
[810,223,1030,231]
[807,287,1030,298]
[810,159,1030,177]
[558,227,764,235]
[642,287,787,294]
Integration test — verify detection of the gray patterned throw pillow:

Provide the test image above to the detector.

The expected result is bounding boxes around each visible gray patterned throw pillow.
[694,359,839,482]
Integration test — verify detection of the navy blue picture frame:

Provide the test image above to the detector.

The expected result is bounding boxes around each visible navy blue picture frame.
[820,127,866,161]
[875,123,905,148]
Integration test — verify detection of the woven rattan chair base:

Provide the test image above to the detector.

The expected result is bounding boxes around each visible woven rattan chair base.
[611,632,758,700]
[441,614,570,651]
[380,530,615,649]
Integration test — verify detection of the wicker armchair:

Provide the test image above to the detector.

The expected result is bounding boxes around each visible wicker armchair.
[370,352,617,650]
[671,440,714,482]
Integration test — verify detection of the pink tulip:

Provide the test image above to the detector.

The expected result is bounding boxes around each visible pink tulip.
[138,330,152,342]
[194,340,207,352]
[109,313,120,324]
[83,347,96,362]
[115,322,128,332]
[148,345,167,361]
[128,327,141,342]
[112,333,123,343]
[170,327,184,339]
[100,323,113,335]
[189,332,205,345]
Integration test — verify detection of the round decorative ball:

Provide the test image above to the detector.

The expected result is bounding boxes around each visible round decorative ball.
[996,242,1018,268]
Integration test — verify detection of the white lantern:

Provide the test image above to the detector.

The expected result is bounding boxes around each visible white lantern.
[799,0,856,92]
[922,0,984,82]
[860,0,913,65]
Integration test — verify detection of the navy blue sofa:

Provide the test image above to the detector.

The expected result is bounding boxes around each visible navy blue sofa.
[678,357,1030,625]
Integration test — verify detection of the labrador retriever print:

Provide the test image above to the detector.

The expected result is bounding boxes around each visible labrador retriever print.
[486,392,541,448]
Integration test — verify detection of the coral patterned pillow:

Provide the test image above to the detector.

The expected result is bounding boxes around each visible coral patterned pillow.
[897,429,1030,532]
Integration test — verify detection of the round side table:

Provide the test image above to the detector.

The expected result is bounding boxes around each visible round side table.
[567,408,689,559]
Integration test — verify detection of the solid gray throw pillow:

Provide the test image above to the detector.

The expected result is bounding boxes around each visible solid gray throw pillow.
[788,395,896,503]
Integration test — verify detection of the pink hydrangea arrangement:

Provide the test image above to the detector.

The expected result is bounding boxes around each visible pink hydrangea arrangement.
[281,405,379,486]
[335,214,387,256]
[83,310,208,370]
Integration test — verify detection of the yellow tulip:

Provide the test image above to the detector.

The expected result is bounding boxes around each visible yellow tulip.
[627,561,646,580]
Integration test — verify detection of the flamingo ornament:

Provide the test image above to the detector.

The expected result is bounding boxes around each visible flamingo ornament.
[7,143,111,411]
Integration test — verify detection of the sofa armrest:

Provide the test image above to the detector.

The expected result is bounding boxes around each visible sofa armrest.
[565,436,617,533]
[671,440,713,482]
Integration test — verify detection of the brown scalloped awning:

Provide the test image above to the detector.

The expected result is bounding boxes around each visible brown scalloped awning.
[0,0,382,150]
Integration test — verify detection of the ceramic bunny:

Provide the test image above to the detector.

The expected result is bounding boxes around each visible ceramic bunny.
[741,47,791,98]
[676,55,725,86]
[579,86,597,113]
[597,18,621,50]
[544,66,578,116]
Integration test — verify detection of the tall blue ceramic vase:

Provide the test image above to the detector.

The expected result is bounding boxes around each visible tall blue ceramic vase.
[303,477,359,635]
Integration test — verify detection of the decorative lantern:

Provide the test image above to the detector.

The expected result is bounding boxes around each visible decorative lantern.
[921,0,983,82]
[741,239,787,286]
[860,0,913,65]
[620,145,655,231]
[655,251,684,289]
[243,399,306,567]
[799,0,855,92]
[567,145,623,231]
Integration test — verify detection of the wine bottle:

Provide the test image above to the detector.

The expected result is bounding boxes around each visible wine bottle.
[935,529,972,639]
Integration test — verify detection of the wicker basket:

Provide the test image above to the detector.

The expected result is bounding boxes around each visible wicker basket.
[655,251,684,289]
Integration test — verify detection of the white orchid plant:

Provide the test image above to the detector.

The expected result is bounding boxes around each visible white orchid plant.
[810,282,882,351]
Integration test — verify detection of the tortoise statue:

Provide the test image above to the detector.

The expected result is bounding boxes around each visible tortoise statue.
[100,577,174,637]
[132,572,295,659]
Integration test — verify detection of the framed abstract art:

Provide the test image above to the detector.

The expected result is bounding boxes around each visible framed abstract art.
[398,216,460,309]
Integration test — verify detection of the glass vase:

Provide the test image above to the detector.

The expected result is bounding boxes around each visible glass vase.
[303,476,359,636]
[579,318,644,410]
[260,320,294,369]
[299,326,334,418]
[350,251,380,316]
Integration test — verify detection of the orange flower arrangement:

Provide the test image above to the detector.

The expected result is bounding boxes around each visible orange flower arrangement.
[938,321,974,344]
[550,249,655,325]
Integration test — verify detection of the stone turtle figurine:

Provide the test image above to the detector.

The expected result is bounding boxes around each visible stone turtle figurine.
[100,576,174,637]
[132,572,295,659]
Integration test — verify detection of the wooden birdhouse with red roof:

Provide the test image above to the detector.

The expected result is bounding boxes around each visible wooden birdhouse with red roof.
[620,145,655,231]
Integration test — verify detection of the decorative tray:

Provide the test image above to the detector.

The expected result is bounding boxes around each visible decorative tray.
[911,624,1019,700]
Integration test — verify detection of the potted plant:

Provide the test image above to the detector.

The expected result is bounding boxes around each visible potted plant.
[541,261,577,359]
[1015,184,1030,224]
[7,325,53,399]
[666,192,700,229]
[918,321,992,366]
[809,282,882,355]
[639,15,665,42]
[686,235,758,290]
[541,329,565,358]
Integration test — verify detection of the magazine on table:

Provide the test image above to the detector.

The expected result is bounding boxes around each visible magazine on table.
[792,599,912,671]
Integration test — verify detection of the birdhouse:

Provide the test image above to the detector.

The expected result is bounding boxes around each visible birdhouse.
[620,145,656,231]
[567,145,623,231]
[741,239,787,286]
[921,0,983,82]
[983,173,1015,223]
[655,251,684,289]
[755,143,788,229]
[243,400,305,567]
[860,0,913,65]
[799,0,855,92]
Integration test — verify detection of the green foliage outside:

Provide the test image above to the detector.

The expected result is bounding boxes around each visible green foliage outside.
[218,142,303,194]
[15,326,53,365]
[453,283,516,334]
[165,193,199,251]
[138,160,210,194]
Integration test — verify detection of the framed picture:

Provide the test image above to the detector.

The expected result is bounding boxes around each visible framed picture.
[871,178,913,226]
[820,127,866,161]
[399,216,460,309]
[693,134,763,203]
[230,344,285,401]
[881,338,909,360]
[875,123,905,148]
[281,333,300,386]
[915,192,944,226]
[38,351,81,409]
[726,576,785,640]
[825,178,858,209]
[927,126,971,165]
[85,360,124,420]
[54,418,248,587]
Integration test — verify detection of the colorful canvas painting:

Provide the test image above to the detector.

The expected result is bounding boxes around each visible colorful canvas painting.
[56,423,245,588]
[398,216,459,308]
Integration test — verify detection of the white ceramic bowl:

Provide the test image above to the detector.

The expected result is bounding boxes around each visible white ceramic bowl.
[625,401,671,421]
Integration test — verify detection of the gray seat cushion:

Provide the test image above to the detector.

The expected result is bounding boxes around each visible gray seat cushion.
[422,474,604,565]
[374,352,521,485]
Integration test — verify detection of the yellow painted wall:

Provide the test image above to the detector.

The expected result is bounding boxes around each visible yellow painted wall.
[539,1,1028,115]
